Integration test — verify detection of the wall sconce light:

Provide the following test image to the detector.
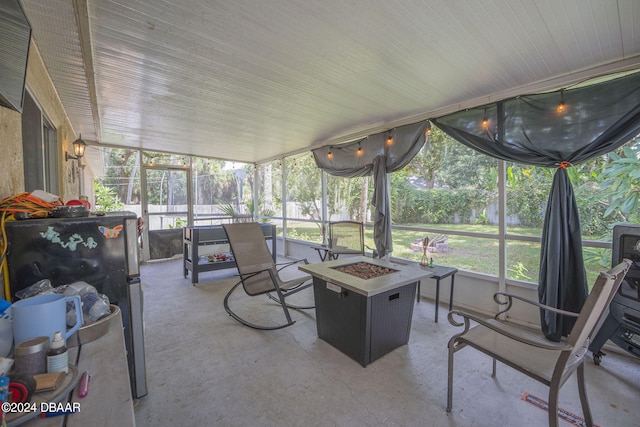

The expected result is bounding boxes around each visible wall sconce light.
[556,89,566,113]
[65,134,87,161]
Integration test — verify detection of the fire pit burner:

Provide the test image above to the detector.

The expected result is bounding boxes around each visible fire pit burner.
[332,262,398,279]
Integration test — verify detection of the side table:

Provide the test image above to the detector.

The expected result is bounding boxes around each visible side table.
[416,264,458,323]
[311,244,333,261]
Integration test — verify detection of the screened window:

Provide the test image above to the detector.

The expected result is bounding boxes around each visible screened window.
[257,160,282,218]
[504,137,640,285]
[92,146,141,216]
[190,157,252,225]
[285,154,323,243]
[391,128,499,275]
[325,174,372,223]
[504,163,550,282]
[85,132,639,282]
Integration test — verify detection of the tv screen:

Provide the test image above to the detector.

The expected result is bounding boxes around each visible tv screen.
[0,0,31,113]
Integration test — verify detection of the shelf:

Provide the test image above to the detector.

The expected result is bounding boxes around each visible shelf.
[183,224,276,284]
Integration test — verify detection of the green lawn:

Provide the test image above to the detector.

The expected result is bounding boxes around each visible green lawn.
[287,223,610,286]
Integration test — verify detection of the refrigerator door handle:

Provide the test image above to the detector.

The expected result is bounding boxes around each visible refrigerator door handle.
[128,279,147,398]
[125,218,140,276]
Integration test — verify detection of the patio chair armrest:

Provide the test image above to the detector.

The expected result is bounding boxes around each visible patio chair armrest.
[493,291,580,319]
[448,309,572,351]
[238,266,274,280]
[364,244,379,257]
[275,258,309,272]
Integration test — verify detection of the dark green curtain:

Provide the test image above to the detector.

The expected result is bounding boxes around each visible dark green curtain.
[433,71,640,341]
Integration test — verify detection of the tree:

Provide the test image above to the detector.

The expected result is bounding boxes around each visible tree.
[601,141,640,223]
[405,127,447,189]
[97,147,141,206]
[259,162,282,216]
[505,164,553,228]
[286,154,323,221]
[94,181,125,211]
[436,137,498,191]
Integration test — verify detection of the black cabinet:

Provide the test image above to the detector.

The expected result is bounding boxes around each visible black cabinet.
[183,224,276,284]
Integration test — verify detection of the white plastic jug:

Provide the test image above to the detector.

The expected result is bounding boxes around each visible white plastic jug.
[0,309,12,357]
[11,294,82,346]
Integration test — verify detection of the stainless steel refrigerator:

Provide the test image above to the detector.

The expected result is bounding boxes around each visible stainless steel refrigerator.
[4,211,147,398]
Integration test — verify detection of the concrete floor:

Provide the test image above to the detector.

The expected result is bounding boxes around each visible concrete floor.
[134,257,640,427]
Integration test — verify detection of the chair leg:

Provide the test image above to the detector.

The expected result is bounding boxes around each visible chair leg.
[548,384,560,427]
[223,280,296,330]
[266,286,315,310]
[446,339,456,412]
[577,362,594,427]
[272,283,294,325]
[267,293,314,310]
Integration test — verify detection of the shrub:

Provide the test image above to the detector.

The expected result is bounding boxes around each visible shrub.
[393,188,491,224]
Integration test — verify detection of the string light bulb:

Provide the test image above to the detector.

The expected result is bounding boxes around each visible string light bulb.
[556,89,566,113]
[327,148,333,159]
[357,142,363,156]
[481,108,489,130]
[386,132,393,146]
[425,127,431,136]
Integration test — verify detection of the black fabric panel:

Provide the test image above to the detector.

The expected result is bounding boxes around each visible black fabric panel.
[432,71,640,339]
[538,168,587,341]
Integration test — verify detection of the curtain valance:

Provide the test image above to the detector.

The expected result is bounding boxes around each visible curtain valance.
[312,120,429,176]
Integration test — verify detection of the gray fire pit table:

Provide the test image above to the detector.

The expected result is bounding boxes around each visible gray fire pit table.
[299,256,432,366]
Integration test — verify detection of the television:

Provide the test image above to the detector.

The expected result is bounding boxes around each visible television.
[0,0,31,113]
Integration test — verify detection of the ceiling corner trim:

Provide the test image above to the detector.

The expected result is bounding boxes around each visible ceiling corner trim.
[73,0,101,141]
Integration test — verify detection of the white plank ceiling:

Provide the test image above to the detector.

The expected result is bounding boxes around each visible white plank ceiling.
[19,0,640,164]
